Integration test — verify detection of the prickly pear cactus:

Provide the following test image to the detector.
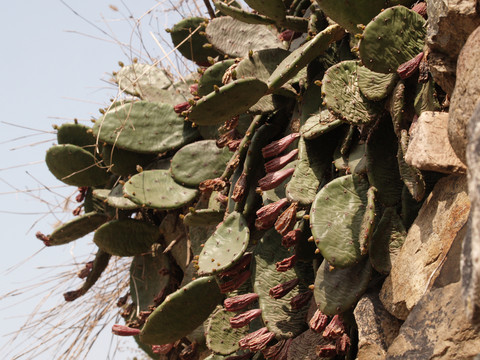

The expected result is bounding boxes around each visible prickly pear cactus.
[37,2,444,359]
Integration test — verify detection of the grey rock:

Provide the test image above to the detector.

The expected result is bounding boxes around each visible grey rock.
[449,25,480,164]
[426,0,480,96]
[380,175,470,320]
[405,111,467,174]
[386,281,480,359]
[354,291,402,360]
[463,101,480,324]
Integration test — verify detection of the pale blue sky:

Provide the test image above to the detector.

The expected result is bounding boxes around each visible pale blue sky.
[0,1,204,359]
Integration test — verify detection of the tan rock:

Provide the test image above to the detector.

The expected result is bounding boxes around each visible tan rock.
[405,111,466,174]
[386,281,480,360]
[354,291,402,360]
[449,25,480,164]
[380,175,470,320]
[426,0,480,95]
[463,101,480,324]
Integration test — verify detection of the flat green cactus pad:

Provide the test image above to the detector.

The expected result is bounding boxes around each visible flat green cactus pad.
[56,123,96,153]
[236,48,290,82]
[45,144,109,186]
[130,253,171,311]
[197,211,249,276]
[244,0,286,21]
[315,0,416,34]
[124,170,198,210]
[267,24,345,91]
[48,212,109,246]
[301,110,343,140]
[102,144,156,177]
[186,78,268,126]
[253,229,312,337]
[314,257,372,315]
[366,118,403,206]
[140,276,223,345]
[205,305,250,355]
[322,60,383,125]
[93,101,199,154]
[183,209,225,227]
[286,134,338,206]
[358,5,426,74]
[170,17,221,65]
[206,17,285,58]
[213,1,276,25]
[115,63,173,100]
[369,207,406,274]
[357,65,398,101]
[93,219,160,257]
[170,140,232,187]
[93,185,139,210]
[310,174,370,268]
[333,139,368,175]
[197,59,236,97]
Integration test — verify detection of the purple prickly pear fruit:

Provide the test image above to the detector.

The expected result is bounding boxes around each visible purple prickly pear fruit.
[282,229,302,248]
[309,309,329,333]
[264,149,298,173]
[274,202,298,236]
[323,314,346,340]
[262,133,300,158]
[255,198,289,230]
[275,254,297,272]
[397,52,424,79]
[258,168,295,191]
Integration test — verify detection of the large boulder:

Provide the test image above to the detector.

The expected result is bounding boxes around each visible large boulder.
[426,0,480,95]
[449,25,480,164]
[380,175,470,320]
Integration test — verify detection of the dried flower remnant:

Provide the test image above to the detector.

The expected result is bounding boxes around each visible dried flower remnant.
[231,173,248,202]
[323,314,346,340]
[336,333,351,354]
[258,167,295,191]
[269,278,300,299]
[174,101,192,114]
[230,308,262,328]
[262,133,300,158]
[255,198,289,230]
[77,261,93,279]
[219,270,252,293]
[281,229,302,248]
[316,344,337,357]
[152,343,175,354]
[239,328,276,352]
[111,324,141,336]
[224,292,259,312]
[397,52,424,79]
[412,2,427,17]
[275,254,297,272]
[221,253,253,277]
[274,202,298,236]
[179,341,197,360]
[199,177,227,192]
[278,29,302,42]
[290,290,313,310]
[76,187,88,202]
[264,149,298,173]
[36,231,51,246]
[309,309,329,333]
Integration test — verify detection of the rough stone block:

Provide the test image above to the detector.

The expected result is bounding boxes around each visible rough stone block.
[380,175,470,320]
[405,111,467,174]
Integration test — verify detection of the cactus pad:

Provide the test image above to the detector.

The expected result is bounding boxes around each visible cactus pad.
[124,170,198,210]
[45,144,109,186]
[358,5,426,74]
[115,63,172,100]
[206,17,285,58]
[357,65,398,101]
[170,140,232,187]
[197,59,236,97]
[205,305,250,355]
[314,257,372,315]
[140,276,223,345]
[197,211,249,276]
[310,174,370,268]
[186,78,268,126]
[93,219,160,257]
[93,101,199,154]
[47,212,109,246]
[56,123,96,153]
[321,60,383,125]
[102,144,156,177]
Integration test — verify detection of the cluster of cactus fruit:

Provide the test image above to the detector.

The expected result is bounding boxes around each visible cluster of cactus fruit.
[37,0,444,358]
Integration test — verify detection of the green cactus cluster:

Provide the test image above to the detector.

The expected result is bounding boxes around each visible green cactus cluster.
[39,1,445,358]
